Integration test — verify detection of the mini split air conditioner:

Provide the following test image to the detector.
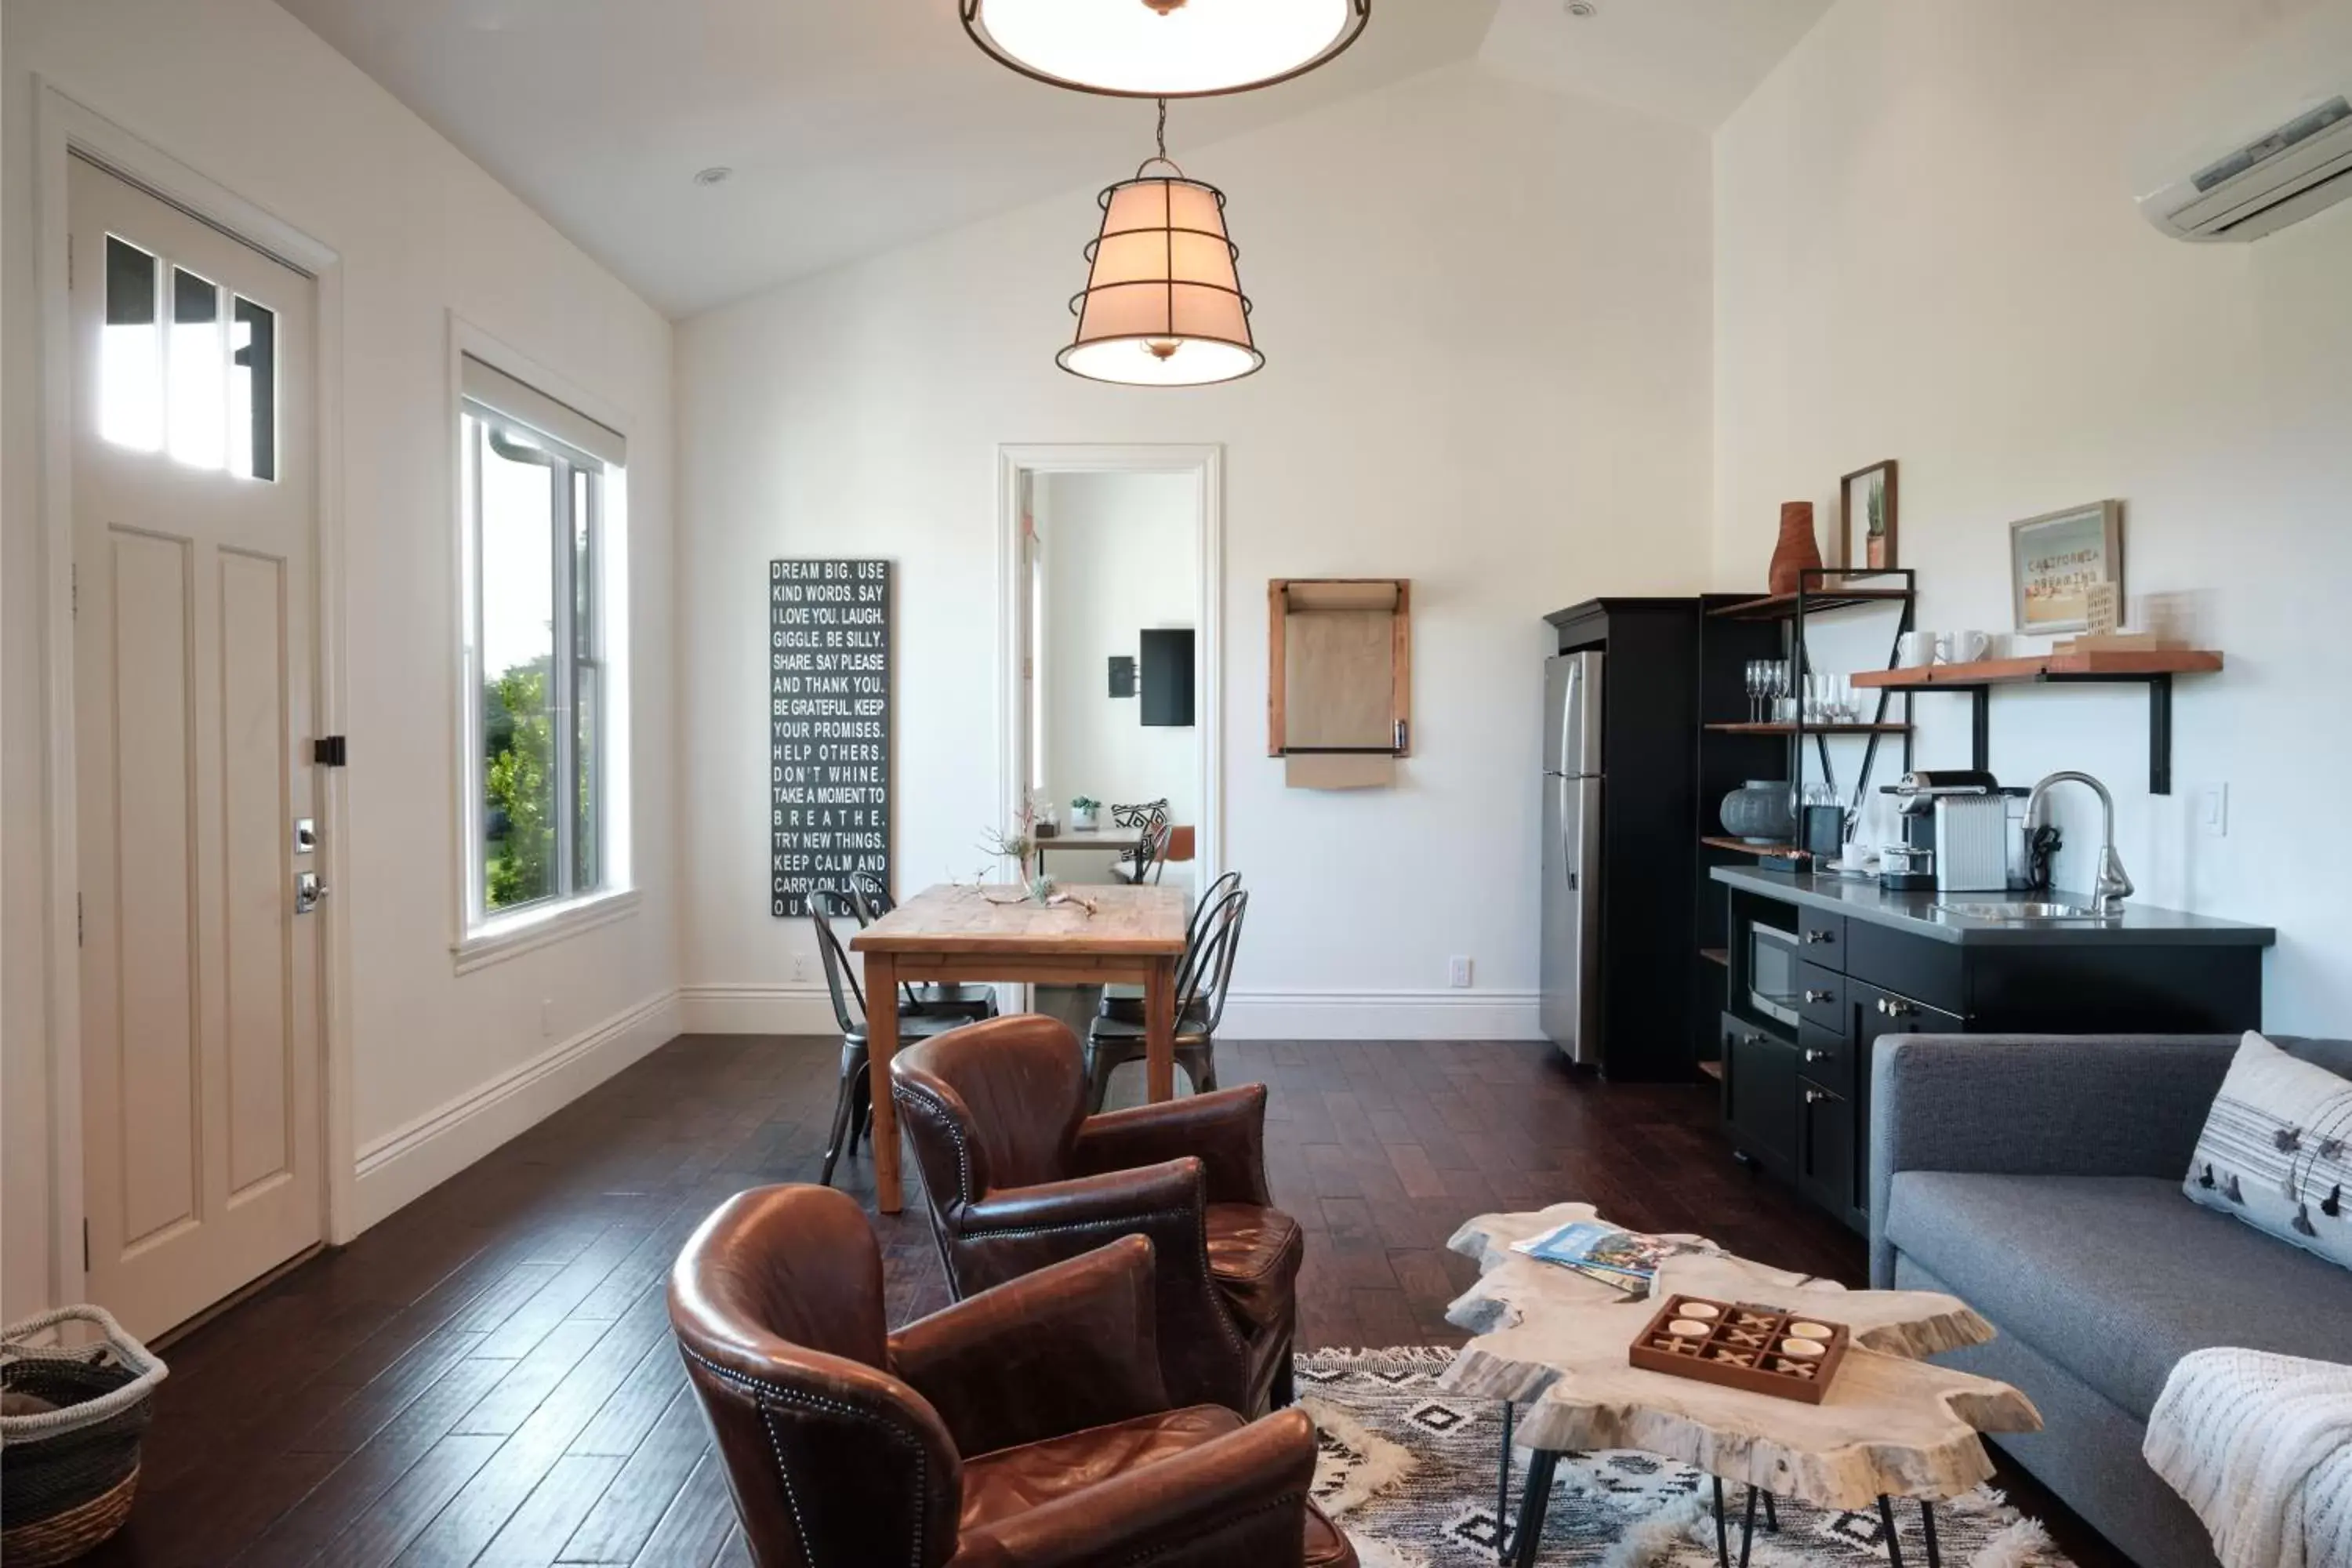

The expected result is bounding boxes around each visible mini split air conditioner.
[2135,6,2352,242]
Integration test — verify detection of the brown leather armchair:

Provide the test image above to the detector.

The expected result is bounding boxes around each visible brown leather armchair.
[889,1013,1304,1416]
[669,1184,1356,1568]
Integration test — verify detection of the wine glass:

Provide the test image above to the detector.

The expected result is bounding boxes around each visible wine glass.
[1745,661,1764,723]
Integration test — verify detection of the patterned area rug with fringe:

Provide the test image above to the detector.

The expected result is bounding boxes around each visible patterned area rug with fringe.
[1298,1349,2076,1568]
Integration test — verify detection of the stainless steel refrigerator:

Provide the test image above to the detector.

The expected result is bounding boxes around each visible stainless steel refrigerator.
[1541,650,1605,1063]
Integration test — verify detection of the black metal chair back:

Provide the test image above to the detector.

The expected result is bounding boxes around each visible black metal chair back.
[1174,873,1243,997]
[1179,887,1249,1035]
[847,872,894,926]
[807,888,866,1036]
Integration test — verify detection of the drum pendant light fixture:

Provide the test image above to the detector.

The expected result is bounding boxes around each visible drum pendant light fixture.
[1058,100,1263,387]
[962,0,1370,99]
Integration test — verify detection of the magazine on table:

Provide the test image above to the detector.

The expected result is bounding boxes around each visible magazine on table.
[1509,1220,1706,1295]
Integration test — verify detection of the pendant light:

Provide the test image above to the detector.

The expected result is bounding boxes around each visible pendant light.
[1058,101,1262,387]
[963,0,1370,99]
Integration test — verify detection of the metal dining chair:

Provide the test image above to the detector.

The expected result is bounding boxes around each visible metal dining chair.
[846,872,998,1022]
[808,888,971,1186]
[1083,885,1249,1112]
[1098,870,1242,1029]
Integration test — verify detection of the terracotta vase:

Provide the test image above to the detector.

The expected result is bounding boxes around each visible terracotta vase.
[1769,502,1822,596]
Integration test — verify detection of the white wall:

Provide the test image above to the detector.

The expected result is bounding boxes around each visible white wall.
[1714,0,2352,1030]
[2,0,680,1322]
[1036,470,1200,864]
[675,61,1716,1040]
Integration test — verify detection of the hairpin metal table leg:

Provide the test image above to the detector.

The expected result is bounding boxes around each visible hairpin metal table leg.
[1878,1496,1907,1568]
[1511,1449,1558,1568]
[1497,1403,1514,1564]
[1762,1490,1777,1533]
[1714,1479,1730,1568]
[1921,1501,1942,1568]
[1739,1486,1759,1568]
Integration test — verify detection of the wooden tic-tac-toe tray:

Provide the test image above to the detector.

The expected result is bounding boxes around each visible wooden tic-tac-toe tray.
[1628,1294,1851,1404]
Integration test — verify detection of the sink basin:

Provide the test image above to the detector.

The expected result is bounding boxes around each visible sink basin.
[1934,901,2120,924]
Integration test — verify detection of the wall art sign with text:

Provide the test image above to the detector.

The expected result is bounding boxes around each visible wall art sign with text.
[770,558,891,917]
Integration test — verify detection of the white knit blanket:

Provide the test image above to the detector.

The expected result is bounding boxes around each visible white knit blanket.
[2144,1347,2352,1568]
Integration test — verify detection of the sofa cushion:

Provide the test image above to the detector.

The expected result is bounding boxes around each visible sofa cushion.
[2181,1032,2352,1273]
[1885,1171,2352,1421]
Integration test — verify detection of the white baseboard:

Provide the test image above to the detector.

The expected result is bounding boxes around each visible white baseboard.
[1219,989,1543,1041]
[674,982,1542,1042]
[677,983,840,1036]
[350,989,682,1232]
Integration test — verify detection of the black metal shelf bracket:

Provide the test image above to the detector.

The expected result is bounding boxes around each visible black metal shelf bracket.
[1909,672,2177,795]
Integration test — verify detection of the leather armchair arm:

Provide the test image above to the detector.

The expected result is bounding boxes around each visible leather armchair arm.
[888,1235,1168,1458]
[960,1157,1206,1242]
[1071,1085,1274,1207]
[953,1409,1319,1568]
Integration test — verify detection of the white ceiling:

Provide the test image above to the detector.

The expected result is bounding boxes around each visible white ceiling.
[1478,0,1833,130]
[274,0,1828,318]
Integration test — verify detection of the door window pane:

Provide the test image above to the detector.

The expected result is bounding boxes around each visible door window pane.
[476,417,559,912]
[102,237,162,452]
[231,297,277,481]
[169,267,225,470]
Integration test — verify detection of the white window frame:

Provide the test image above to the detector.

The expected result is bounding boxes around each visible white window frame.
[449,320,636,971]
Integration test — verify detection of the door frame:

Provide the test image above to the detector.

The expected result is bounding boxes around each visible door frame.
[33,79,355,1313]
[994,445,1225,898]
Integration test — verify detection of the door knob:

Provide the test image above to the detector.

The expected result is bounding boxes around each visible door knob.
[296,872,328,914]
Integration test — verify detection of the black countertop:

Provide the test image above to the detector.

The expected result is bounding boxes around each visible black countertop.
[1711,865,2277,948]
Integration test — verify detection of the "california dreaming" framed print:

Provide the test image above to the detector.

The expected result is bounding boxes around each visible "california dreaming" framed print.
[2009,500,2122,637]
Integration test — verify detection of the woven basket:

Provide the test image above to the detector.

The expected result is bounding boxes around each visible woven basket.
[2,1306,168,1566]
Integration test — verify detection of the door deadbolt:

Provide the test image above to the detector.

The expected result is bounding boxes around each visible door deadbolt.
[293,818,318,855]
[295,871,328,914]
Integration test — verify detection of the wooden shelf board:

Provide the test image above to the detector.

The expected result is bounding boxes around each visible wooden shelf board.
[1704,722,1911,736]
[1700,836,1809,862]
[1853,650,2224,688]
[1707,588,1915,621]
[1697,1059,1724,1082]
[1700,948,1729,969]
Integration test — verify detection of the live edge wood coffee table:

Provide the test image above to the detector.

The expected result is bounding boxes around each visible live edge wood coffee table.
[1440,1203,2041,1568]
[850,883,1187,1214]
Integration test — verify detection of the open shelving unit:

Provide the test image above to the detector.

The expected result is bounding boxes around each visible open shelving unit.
[1853,648,2224,794]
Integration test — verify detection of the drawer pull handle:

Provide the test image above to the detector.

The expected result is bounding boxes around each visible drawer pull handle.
[1803,1048,1830,1063]
[1804,930,1835,945]
[1804,989,1833,1004]
[1803,1087,1828,1105]
[1877,997,1915,1019]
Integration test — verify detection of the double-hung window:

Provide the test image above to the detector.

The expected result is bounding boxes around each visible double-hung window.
[459,353,628,942]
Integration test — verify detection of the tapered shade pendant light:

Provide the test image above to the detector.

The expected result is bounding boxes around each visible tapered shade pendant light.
[1059,102,1261,387]
[963,0,1370,98]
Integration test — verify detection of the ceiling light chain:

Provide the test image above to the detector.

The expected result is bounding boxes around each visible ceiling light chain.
[1156,96,1169,165]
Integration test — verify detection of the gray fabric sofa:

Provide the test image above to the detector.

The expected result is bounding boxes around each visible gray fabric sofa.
[1870,1033,2352,1568]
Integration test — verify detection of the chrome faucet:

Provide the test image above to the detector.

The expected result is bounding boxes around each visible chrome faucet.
[2027,771,2134,917]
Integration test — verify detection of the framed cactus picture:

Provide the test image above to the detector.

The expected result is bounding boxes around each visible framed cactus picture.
[1840,459,1899,573]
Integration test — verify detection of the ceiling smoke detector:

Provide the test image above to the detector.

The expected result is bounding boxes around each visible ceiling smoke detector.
[1566,2,1597,15]
[693,166,734,187]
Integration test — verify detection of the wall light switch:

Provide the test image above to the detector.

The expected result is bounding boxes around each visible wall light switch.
[539,998,555,1037]
[2196,783,2228,838]
[1447,956,1473,989]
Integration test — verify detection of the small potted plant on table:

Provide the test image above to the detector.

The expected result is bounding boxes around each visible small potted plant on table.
[1069,796,1101,832]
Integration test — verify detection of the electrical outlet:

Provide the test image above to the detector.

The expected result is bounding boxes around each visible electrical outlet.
[1447,956,1473,989]
[539,998,554,1038]
[792,953,811,983]
[2196,783,2229,839]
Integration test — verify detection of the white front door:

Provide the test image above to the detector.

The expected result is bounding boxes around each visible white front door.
[71,156,323,1339]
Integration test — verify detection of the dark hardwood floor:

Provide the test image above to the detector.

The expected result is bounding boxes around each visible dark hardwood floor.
[78,1033,2124,1566]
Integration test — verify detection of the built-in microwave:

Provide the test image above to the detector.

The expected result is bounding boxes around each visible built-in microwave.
[1745,920,1802,1029]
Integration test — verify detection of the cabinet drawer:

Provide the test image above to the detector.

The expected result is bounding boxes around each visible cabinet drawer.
[1797,964,1846,1037]
[1797,909,1846,967]
[1798,1021,1853,1095]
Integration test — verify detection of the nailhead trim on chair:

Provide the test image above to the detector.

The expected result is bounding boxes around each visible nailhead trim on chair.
[1110,1492,1311,1565]
[683,1345,932,1568]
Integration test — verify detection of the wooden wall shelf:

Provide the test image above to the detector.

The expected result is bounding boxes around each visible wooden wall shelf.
[1700,836,1808,862]
[1851,650,2223,688]
[1850,648,2222,793]
[1704,722,1911,737]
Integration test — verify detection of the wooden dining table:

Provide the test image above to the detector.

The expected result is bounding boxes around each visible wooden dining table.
[850,882,1189,1214]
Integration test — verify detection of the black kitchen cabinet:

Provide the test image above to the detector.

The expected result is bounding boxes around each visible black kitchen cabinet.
[1716,868,2270,1232]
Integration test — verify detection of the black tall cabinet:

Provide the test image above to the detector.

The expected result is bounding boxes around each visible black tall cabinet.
[1542,599,1704,1081]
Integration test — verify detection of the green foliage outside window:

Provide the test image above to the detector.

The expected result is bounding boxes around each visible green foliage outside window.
[485,659,554,909]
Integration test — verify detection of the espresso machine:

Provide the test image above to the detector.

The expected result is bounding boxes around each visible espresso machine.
[1882,771,2029,893]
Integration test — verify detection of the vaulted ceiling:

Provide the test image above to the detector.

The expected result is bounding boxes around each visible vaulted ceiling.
[275,0,1831,318]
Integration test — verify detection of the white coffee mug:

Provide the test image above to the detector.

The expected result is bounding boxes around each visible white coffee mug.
[1936,630,1990,665]
[1897,631,1936,667]
[1838,840,1872,871]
